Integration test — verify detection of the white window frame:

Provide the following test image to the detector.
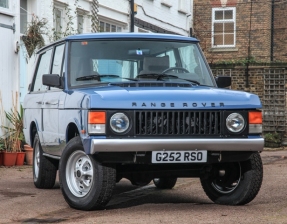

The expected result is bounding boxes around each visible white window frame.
[212,7,236,48]
[54,7,63,34]
[99,20,123,33]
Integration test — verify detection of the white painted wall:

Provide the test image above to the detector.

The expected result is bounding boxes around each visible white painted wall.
[134,0,192,36]
[0,2,20,136]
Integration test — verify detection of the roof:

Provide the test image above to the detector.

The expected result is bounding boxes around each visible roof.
[65,32,199,42]
[37,33,199,53]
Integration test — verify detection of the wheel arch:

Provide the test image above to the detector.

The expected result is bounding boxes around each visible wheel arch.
[29,121,38,147]
[66,122,80,143]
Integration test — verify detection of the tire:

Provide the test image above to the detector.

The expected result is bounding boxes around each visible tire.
[153,178,177,189]
[130,179,151,186]
[200,152,263,205]
[59,136,116,211]
[33,133,57,189]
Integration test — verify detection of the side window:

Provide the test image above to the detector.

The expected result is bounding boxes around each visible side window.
[52,44,65,75]
[33,49,52,92]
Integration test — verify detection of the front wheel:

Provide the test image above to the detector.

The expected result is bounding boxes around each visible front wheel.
[59,136,116,211]
[200,152,263,205]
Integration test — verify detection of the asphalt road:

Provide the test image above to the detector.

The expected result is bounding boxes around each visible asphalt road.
[0,150,286,224]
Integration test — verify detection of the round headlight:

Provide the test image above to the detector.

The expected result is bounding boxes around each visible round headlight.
[110,113,130,133]
[226,113,245,133]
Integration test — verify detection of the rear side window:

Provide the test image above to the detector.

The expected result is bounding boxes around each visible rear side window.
[32,49,52,92]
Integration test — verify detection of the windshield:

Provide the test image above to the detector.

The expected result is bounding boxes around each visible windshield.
[68,40,214,87]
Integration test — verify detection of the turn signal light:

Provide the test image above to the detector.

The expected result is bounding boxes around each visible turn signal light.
[248,111,262,134]
[249,111,262,124]
[88,111,106,134]
[88,111,106,124]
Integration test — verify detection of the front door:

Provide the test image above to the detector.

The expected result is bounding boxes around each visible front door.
[41,43,65,156]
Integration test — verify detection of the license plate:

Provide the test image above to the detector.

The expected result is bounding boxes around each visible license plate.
[152,150,207,163]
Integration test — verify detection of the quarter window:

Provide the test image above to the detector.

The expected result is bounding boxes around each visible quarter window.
[33,49,52,92]
[212,7,236,47]
[52,44,65,75]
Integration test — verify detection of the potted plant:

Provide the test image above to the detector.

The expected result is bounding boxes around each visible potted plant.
[264,132,282,148]
[1,105,25,166]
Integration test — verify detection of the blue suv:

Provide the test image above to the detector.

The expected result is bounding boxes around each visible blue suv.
[23,33,264,210]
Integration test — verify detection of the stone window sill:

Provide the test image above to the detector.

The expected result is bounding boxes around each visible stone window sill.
[161,2,172,8]
[209,47,238,52]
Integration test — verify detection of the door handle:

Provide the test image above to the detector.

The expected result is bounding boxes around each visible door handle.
[45,101,58,105]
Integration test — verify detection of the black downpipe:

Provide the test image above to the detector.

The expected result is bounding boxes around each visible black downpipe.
[271,0,275,61]
[130,0,134,32]
[246,0,253,88]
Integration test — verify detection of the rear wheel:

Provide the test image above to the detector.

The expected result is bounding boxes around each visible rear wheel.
[200,152,263,205]
[153,178,177,189]
[33,133,57,189]
[59,136,116,210]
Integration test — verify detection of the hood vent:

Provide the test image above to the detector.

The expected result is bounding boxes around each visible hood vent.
[109,82,192,88]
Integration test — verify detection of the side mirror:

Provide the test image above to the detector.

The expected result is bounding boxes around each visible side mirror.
[215,76,231,88]
[42,74,62,88]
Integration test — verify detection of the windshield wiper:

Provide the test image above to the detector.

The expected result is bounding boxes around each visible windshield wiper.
[137,73,178,80]
[76,74,137,81]
[76,75,100,81]
[137,73,201,85]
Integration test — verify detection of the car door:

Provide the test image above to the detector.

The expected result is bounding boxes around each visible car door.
[41,43,66,156]
[23,48,53,146]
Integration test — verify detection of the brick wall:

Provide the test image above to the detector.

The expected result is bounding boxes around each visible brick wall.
[273,1,287,61]
[194,0,287,63]
[212,65,287,137]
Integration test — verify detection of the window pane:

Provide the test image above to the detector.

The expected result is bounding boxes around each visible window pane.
[100,21,104,32]
[111,25,116,32]
[77,15,83,33]
[105,23,110,32]
[0,0,8,8]
[214,34,223,46]
[224,34,234,45]
[20,0,27,34]
[224,10,233,19]
[54,8,62,33]
[224,23,234,32]
[117,27,122,32]
[33,49,52,92]
[214,23,223,33]
[52,44,65,75]
[215,11,223,20]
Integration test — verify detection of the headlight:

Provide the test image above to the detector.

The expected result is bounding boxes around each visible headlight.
[226,113,245,133]
[110,113,130,133]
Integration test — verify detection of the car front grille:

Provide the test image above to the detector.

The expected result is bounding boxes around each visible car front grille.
[135,111,222,136]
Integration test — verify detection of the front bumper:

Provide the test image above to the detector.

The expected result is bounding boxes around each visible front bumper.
[90,138,264,154]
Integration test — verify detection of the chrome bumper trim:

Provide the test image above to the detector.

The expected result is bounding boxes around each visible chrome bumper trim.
[90,138,264,154]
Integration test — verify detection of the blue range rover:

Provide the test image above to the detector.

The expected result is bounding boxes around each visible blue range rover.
[23,33,264,210]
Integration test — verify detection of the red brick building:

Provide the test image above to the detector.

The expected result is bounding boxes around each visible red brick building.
[193,0,287,64]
